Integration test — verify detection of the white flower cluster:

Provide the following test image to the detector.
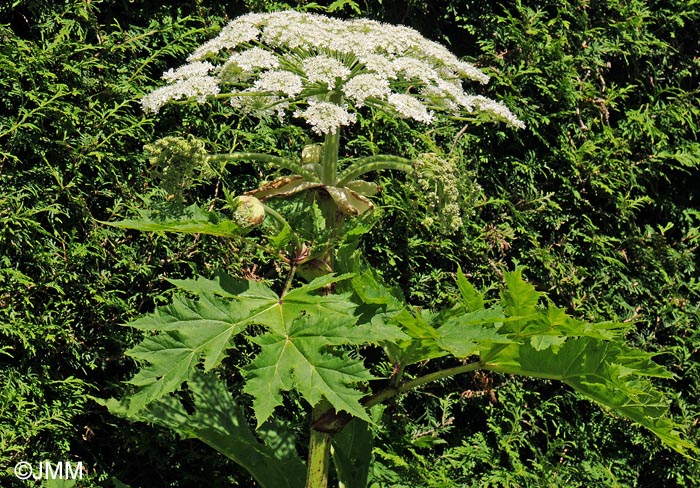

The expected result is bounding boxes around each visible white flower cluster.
[142,11,524,133]
[303,55,351,88]
[220,47,279,80]
[294,101,357,135]
[342,74,390,107]
[141,75,220,114]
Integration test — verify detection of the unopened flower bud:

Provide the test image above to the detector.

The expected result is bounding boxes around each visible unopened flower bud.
[231,195,266,227]
[301,144,323,164]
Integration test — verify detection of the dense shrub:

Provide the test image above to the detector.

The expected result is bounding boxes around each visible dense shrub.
[1,1,698,486]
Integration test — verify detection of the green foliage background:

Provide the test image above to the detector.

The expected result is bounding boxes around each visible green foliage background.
[1,0,698,486]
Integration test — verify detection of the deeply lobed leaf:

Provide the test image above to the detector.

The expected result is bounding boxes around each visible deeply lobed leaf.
[243,313,406,425]
[482,338,694,456]
[115,272,406,424]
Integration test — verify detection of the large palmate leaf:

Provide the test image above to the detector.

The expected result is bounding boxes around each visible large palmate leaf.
[482,338,696,456]
[440,269,630,355]
[101,371,305,488]
[349,269,446,366]
[386,309,449,366]
[122,293,255,414]
[114,273,356,414]
[436,308,515,358]
[243,313,406,426]
[435,268,695,456]
[113,272,406,420]
[103,203,245,237]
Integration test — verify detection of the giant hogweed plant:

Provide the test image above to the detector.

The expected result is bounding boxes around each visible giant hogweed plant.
[100,11,695,487]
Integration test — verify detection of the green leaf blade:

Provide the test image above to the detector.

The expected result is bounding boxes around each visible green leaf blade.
[456,266,484,312]
[436,308,514,358]
[243,313,397,426]
[103,203,246,238]
[482,338,695,456]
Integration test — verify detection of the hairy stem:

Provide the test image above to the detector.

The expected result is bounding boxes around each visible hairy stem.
[281,260,298,298]
[336,155,414,186]
[365,361,481,409]
[208,152,318,182]
[321,131,340,186]
[305,402,333,488]
[304,117,343,488]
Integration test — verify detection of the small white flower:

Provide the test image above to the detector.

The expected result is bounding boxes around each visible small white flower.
[188,16,262,61]
[294,101,357,135]
[221,47,280,76]
[387,93,433,124]
[415,40,490,85]
[421,85,459,112]
[453,60,491,84]
[254,70,304,97]
[392,57,439,85]
[434,78,472,109]
[141,76,220,113]
[357,53,397,79]
[342,74,390,107]
[162,61,215,82]
[302,55,351,88]
[467,95,525,129]
[231,89,288,120]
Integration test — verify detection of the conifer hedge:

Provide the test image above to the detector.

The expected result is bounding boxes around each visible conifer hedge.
[1,1,698,486]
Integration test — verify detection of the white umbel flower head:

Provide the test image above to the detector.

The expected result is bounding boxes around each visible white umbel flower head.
[467,95,526,129]
[220,47,280,78]
[187,14,264,60]
[254,71,304,97]
[142,11,524,131]
[302,55,352,88]
[162,61,215,82]
[341,74,390,107]
[294,101,357,135]
[388,93,433,124]
[141,76,220,114]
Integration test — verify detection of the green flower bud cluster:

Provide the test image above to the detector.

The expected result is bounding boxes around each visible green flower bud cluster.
[144,135,210,199]
[410,152,477,235]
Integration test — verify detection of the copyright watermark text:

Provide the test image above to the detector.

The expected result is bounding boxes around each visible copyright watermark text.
[14,461,83,481]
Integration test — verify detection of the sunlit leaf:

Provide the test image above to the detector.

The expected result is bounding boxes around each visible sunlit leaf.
[243,313,405,425]
[456,266,484,312]
[102,203,244,237]
[437,309,514,358]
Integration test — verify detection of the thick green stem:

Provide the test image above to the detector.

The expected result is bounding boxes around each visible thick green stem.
[364,361,481,409]
[305,112,343,488]
[305,402,334,488]
[320,91,343,186]
[336,155,414,186]
[281,260,298,298]
[321,130,340,186]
